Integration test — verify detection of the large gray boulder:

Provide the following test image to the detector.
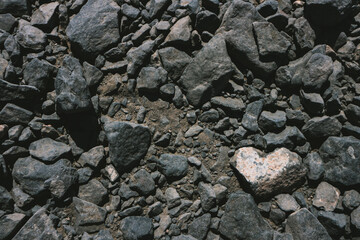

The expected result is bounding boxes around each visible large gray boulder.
[66,0,120,58]
[104,121,151,171]
[178,34,233,107]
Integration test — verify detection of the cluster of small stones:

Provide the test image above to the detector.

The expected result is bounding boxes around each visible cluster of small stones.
[1,0,360,239]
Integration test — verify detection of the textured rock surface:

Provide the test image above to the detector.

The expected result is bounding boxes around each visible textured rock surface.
[231,147,306,198]
[105,121,151,171]
[66,0,120,58]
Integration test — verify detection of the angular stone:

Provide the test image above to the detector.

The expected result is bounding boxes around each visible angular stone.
[319,136,360,187]
[275,194,300,213]
[78,179,108,206]
[188,213,211,240]
[195,10,220,34]
[230,147,306,198]
[258,110,286,132]
[293,17,316,51]
[83,62,103,88]
[285,208,331,240]
[120,216,153,240]
[12,157,78,198]
[78,146,104,168]
[55,56,92,114]
[0,103,34,125]
[23,58,55,92]
[15,25,47,51]
[178,34,233,107]
[157,154,188,180]
[129,169,156,196]
[73,197,107,234]
[302,116,341,139]
[264,126,306,151]
[275,46,333,90]
[137,66,167,93]
[165,187,181,209]
[0,213,26,240]
[303,152,324,181]
[300,90,324,116]
[126,40,155,77]
[29,138,71,163]
[13,208,60,240]
[219,191,273,240]
[313,182,340,212]
[165,16,192,47]
[66,0,120,58]
[121,4,140,19]
[198,182,216,212]
[318,211,347,238]
[0,79,40,102]
[30,2,59,31]
[218,0,277,77]
[158,47,192,81]
[104,121,151,171]
[253,21,291,59]
[210,96,245,116]
[241,100,263,132]
[149,0,170,19]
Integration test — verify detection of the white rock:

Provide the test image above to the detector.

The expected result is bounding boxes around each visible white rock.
[230,147,306,198]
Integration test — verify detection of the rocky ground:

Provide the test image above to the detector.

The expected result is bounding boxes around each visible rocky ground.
[0,0,360,239]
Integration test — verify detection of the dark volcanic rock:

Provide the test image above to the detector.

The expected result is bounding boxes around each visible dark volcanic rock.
[120,216,154,240]
[78,179,108,206]
[55,55,92,114]
[30,2,59,32]
[302,116,342,140]
[129,169,156,196]
[188,213,211,240]
[252,21,291,60]
[15,25,47,52]
[218,0,277,77]
[66,0,120,58]
[13,208,61,240]
[157,154,189,180]
[126,40,155,77]
[158,47,192,82]
[0,79,40,102]
[319,136,360,187]
[0,186,13,212]
[0,103,34,125]
[178,34,233,107]
[29,138,71,163]
[275,45,333,91]
[104,121,151,171]
[73,197,107,234]
[12,157,78,198]
[23,58,55,92]
[285,208,331,240]
[219,191,273,240]
[137,66,167,94]
[0,213,26,240]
